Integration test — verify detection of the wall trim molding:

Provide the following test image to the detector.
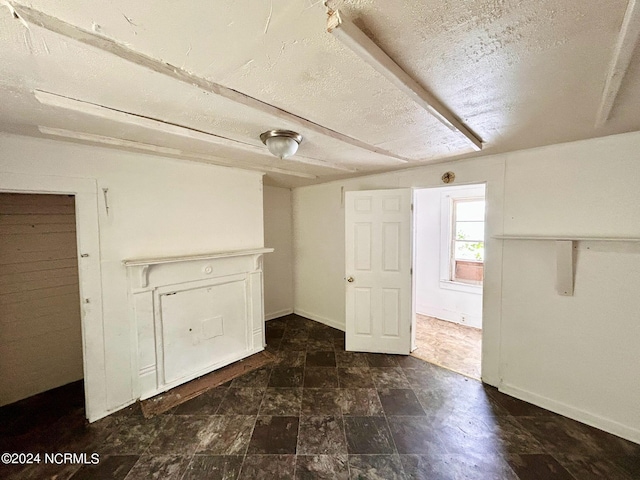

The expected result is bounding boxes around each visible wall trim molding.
[294,308,346,332]
[500,383,640,444]
[265,308,294,321]
[416,304,482,330]
[0,171,106,422]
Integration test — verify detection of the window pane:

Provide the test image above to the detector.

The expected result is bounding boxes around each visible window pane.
[455,221,484,241]
[456,200,485,221]
[454,241,484,261]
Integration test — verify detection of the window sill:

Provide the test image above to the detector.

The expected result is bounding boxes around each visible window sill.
[440,280,483,295]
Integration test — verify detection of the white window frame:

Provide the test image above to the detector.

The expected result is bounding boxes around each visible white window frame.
[450,197,485,285]
[439,187,485,295]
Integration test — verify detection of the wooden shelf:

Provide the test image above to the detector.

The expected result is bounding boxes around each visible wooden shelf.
[493,236,640,296]
[493,235,640,242]
[123,248,274,267]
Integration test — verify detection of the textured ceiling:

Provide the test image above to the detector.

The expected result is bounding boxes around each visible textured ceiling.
[0,0,638,187]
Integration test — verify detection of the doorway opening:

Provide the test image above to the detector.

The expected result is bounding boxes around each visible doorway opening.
[0,193,85,415]
[412,184,486,379]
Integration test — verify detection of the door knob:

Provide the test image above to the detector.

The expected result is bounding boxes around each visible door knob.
[347,276,354,283]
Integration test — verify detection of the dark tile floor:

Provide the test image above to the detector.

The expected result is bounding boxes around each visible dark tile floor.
[1,314,639,479]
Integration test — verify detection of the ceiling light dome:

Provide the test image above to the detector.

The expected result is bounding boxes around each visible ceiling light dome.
[260,130,303,159]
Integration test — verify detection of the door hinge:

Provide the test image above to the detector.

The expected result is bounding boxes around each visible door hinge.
[410,267,413,275]
[411,203,414,211]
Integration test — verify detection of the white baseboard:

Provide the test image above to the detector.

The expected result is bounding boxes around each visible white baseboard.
[265,308,293,321]
[500,383,640,445]
[417,304,482,329]
[294,308,345,332]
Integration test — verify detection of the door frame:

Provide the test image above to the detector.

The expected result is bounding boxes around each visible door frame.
[410,183,487,371]
[0,172,107,422]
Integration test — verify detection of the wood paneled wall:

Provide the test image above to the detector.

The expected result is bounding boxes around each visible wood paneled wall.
[0,193,83,406]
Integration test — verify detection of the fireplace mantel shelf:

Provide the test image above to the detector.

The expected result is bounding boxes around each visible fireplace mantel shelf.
[123,248,274,268]
[123,247,271,400]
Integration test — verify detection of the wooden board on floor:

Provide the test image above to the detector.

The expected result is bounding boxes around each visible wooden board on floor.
[140,350,275,418]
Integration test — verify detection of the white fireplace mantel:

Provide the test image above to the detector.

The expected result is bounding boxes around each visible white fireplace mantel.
[123,248,274,288]
[123,247,273,400]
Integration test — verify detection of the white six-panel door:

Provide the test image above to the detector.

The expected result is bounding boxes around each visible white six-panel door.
[345,189,412,354]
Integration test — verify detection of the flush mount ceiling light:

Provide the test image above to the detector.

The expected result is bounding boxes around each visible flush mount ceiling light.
[260,130,303,159]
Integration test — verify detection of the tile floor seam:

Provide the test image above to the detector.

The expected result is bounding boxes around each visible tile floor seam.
[339,409,349,460]
[294,415,303,459]
[301,350,307,392]
[546,452,587,480]
[176,453,195,480]
[212,384,233,416]
[135,415,170,457]
[121,457,138,480]
[293,354,307,460]
[502,460,520,480]
[395,452,409,480]
[191,415,214,458]
[234,390,266,478]
[259,365,275,412]
[608,457,636,480]
[382,410,401,459]
[292,450,298,479]
[236,452,249,480]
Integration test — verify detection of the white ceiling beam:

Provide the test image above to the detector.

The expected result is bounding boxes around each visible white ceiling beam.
[34,90,356,174]
[595,0,640,128]
[38,126,180,155]
[38,126,318,179]
[327,10,483,151]
[171,154,317,179]
[10,2,409,163]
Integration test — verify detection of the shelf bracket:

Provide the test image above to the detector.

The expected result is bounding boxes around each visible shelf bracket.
[139,265,150,289]
[555,240,574,296]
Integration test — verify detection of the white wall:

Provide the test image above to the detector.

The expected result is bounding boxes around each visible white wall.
[263,186,294,320]
[0,133,264,418]
[293,131,640,443]
[414,185,484,329]
[499,134,640,443]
